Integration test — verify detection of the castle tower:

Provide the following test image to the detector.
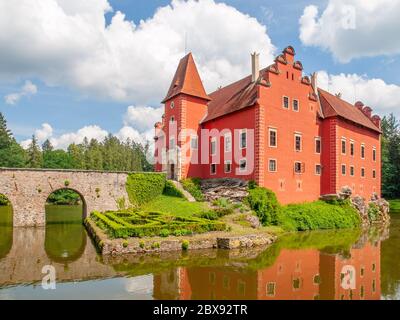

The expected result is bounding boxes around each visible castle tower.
[161,53,211,180]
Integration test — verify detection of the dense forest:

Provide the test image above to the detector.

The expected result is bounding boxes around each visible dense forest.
[0,112,152,172]
[0,112,153,205]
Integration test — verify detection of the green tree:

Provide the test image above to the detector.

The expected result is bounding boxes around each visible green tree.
[26,135,43,168]
[0,112,27,168]
[381,114,400,199]
[68,143,85,169]
[42,139,54,153]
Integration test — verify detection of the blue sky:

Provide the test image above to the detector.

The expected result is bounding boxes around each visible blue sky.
[0,0,399,148]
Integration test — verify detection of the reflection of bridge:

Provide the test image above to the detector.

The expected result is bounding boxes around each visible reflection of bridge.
[0,168,130,227]
[0,228,117,287]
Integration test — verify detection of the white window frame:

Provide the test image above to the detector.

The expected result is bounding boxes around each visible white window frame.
[293,99,300,112]
[294,133,302,152]
[224,133,232,153]
[210,163,217,175]
[224,160,232,173]
[373,169,377,179]
[239,129,247,150]
[341,138,347,155]
[191,135,198,150]
[170,116,175,123]
[315,137,321,154]
[315,164,322,176]
[269,128,278,148]
[170,101,175,109]
[211,137,217,156]
[283,96,290,109]
[239,159,247,172]
[361,144,366,159]
[268,159,277,172]
[341,164,347,176]
[373,147,377,162]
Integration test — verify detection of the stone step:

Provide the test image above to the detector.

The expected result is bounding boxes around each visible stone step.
[170,180,196,202]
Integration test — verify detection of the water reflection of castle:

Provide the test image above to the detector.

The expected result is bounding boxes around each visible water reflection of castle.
[154,243,381,300]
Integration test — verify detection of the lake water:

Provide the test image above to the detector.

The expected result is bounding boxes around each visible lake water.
[0,205,399,300]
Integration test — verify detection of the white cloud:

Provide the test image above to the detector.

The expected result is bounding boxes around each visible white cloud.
[0,0,275,104]
[35,123,53,141]
[299,0,400,62]
[123,106,163,132]
[4,80,38,105]
[20,105,158,150]
[317,70,400,116]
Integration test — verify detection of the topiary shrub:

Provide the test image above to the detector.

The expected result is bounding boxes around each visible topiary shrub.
[163,180,185,198]
[180,178,204,201]
[126,173,166,206]
[182,240,189,251]
[245,187,281,226]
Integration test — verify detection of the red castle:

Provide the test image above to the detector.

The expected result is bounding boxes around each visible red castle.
[154,46,381,204]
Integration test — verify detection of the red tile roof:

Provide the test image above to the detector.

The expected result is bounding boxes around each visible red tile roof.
[201,71,264,123]
[318,89,381,133]
[162,53,211,103]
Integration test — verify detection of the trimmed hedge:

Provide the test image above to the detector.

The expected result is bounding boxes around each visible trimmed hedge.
[181,178,204,201]
[91,210,226,239]
[126,173,166,206]
[163,180,185,198]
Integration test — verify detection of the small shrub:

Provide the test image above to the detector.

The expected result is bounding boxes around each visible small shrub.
[151,242,160,249]
[199,211,219,220]
[215,207,234,217]
[139,240,145,249]
[182,240,189,251]
[163,180,185,198]
[245,187,281,226]
[160,229,170,237]
[213,197,230,208]
[64,180,70,187]
[181,178,204,201]
[368,203,379,222]
[122,240,128,248]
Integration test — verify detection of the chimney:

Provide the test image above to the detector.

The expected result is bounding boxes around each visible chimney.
[311,72,318,95]
[251,52,260,83]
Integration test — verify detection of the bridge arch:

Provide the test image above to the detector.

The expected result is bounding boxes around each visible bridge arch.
[0,193,13,259]
[45,188,88,221]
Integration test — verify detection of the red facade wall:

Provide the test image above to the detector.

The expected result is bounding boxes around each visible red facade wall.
[256,51,322,204]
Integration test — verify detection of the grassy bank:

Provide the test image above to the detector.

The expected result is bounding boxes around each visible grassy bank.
[389,200,400,213]
[246,187,361,231]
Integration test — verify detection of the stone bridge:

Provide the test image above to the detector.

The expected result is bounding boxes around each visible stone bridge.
[0,168,130,227]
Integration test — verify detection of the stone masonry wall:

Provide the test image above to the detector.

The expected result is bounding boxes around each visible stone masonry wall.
[0,168,130,227]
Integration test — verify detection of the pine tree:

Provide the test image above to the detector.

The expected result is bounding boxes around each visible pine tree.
[26,135,43,168]
[0,112,12,148]
[42,139,54,153]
